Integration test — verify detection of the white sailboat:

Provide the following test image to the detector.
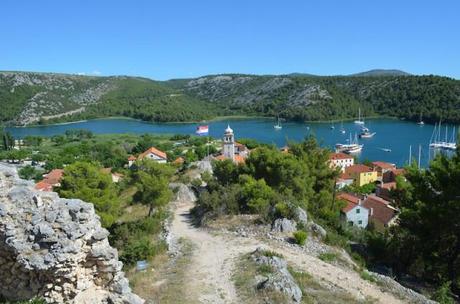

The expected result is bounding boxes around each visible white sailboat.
[340,120,346,134]
[274,116,282,130]
[429,122,457,150]
[417,112,425,125]
[354,108,365,125]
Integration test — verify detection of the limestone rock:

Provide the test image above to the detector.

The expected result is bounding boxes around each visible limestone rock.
[0,164,144,304]
[294,207,308,226]
[271,218,297,233]
[252,248,302,303]
[309,222,327,239]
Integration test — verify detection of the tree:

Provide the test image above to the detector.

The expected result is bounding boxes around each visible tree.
[59,161,120,227]
[132,160,174,216]
[389,150,460,295]
[240,175,276,219]
[1,131,14,150]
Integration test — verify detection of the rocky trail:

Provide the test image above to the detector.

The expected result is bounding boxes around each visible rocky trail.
[169,191,406,304]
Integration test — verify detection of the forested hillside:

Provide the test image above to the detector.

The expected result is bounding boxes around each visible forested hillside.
[2,71,460,125]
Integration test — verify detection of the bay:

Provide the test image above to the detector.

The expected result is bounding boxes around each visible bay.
[7,118,458,168]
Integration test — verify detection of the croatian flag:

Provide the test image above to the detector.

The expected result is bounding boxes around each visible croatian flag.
[196,125,209,136]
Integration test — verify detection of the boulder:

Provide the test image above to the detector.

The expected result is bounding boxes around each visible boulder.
[252,248,302,303]
[294,207,308,226]
[309,222,327,239]
[272,218,297,233]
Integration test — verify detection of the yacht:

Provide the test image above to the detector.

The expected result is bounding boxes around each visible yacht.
[336,133,363,154]
[359,126,376,138]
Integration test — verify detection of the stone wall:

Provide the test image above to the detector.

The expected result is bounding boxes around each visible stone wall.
[0,164,143,304]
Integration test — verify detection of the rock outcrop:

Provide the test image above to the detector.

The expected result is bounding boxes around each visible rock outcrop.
[0,164,143,304]
[252,248,302,303]
[271,218,297,233]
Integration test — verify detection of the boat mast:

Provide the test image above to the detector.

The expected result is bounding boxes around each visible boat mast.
[410,145,413,164]
[418,144,422,168]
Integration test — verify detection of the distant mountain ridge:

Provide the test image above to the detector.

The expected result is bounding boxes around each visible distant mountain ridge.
[349,69,411,77]
[1,70,460,126]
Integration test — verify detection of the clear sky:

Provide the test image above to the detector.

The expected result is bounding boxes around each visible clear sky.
[1,0,459,80]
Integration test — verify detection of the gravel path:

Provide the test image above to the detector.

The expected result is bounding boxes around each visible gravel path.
[170,197,405,304]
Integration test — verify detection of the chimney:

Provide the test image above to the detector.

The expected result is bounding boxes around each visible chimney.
[370,208,374,216]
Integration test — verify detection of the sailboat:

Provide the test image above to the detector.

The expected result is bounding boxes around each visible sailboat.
[340,120,346,134]
[354,108,365,125]
[417,112,425,125]
[274,116,282,130]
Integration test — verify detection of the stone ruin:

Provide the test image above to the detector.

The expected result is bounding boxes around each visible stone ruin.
[0,164,143,304]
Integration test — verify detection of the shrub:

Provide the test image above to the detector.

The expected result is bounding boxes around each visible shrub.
[274,202,294,219]
[293,230,308,246]
[318,252,338,262]
[432,282,455,304]
[360,270,376,282]
[120,238,166,265]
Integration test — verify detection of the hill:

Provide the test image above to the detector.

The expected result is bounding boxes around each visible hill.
[349,69,411,77]
[2,71,460,125]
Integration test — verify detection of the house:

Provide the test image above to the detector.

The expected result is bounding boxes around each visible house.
[370,161,396,182]
[35,169,64,192]
[336,177,354,189]
[338,192,398,231]
[362,195,399,231]
[138,147,168,163]
[128,147,168,167]
[127,155,137,167]
[376,182,397,201]
[173,156,185,165]
[338,193,369,228]
[100,168,124,183]
[215,125,248,164]
[329,152,354,172]
[341,164,378,187]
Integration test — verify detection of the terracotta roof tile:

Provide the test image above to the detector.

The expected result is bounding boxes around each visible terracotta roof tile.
[345,164,373,174]
[330,152,353,160]
[138,147,167,160]
[371,161,396,170]
[362,195,398,226]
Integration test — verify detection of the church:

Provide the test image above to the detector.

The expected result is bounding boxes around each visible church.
[215,125,249,164]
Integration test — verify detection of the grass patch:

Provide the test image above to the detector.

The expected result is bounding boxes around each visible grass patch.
[318,252,339,263]
[127,238,197,304]
[259,249,283,258]
[360,270,377,283]
[289,267,371,304]
[293,230,308,246]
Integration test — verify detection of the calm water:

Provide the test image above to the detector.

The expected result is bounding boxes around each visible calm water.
[7,118,458,167]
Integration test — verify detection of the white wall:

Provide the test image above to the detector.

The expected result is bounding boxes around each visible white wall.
[344,205,369,228]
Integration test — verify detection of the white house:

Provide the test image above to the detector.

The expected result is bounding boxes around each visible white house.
[329,152,354,172]
[128,147,168,167]
[339,193,369,228]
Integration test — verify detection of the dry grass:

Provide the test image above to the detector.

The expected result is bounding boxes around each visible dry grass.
[127,239,197,304]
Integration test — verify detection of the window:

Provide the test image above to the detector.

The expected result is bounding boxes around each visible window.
[356,208,360,214]
[358,220,362,225]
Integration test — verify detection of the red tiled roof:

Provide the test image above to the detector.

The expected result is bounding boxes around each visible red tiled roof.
[138,147,167,160]
[234,154,246,164]
[44,169,64,185]
[330,152,353,160]
[173,157,184,164]
[35,181,52,192]
[380,182,397,190]
[337,192,361,205]
[342,201,358,213]
[371,161,396,170]
[100,168,112,175]
[390,168,406,176]
[345,164,373,174]
[362,195,397,226]
[128,155,137,161]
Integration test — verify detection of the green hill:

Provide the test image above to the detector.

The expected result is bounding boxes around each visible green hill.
[1,71,460,125]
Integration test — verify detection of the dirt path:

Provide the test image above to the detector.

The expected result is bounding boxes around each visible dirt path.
[170,198,405,304]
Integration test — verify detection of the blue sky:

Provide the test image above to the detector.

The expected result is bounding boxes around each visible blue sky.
[1,0,459,80]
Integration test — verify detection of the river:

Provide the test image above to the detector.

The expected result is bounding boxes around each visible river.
[6,117,458,167]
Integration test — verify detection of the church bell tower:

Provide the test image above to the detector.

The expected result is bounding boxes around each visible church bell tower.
[222,125,235,162]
